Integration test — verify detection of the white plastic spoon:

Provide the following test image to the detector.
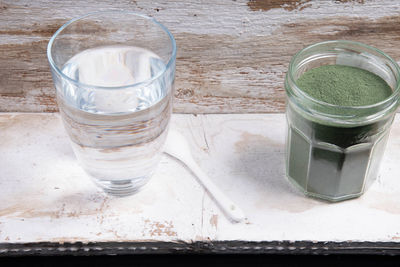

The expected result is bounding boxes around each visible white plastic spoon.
[164,130,246,223]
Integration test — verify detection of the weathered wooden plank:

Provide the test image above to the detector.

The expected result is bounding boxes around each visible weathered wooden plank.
[1,113,400,246]
[1,0,400,113]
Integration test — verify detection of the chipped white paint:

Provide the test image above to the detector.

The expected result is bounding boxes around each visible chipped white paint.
[1,113,400,243]
[2,0,399,41]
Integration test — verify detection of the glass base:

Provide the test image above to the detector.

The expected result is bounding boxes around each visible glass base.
[93,176,151,197]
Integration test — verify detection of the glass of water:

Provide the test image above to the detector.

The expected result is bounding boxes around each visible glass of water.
[47,11,176,197]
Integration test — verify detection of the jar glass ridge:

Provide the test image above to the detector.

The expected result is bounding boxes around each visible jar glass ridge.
[285,40,400,202]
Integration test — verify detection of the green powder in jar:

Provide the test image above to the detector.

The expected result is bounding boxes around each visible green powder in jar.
[296,65,392,106]
[286,64,395,201]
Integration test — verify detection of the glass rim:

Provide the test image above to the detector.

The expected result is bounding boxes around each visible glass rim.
[47,10,177,90]
[288,40,400,111]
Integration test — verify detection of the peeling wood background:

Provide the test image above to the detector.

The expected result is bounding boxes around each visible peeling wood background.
[1,0,400,113]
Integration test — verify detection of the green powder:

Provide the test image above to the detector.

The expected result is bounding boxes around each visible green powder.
[296,65,392,106]
[286,64,395,202]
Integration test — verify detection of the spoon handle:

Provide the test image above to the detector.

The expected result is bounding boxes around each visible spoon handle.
[183,158,246,223]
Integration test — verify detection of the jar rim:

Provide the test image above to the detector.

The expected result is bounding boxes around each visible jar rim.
[286,40,400,126]
[288,40,400,110]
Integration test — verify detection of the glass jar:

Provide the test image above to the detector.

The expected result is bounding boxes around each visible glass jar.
[285,40,400,202]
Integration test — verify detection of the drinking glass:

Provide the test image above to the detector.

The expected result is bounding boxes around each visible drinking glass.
[47,11,176,196]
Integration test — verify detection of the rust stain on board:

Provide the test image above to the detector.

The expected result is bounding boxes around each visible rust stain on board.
[143,220,177,237]
[0,193,111,220]
[0,203,100,219]
[209,214,218,228]
[366,191,400,215]
[0,204,65,219]
[254,193,321,213]
[235,132,281,153]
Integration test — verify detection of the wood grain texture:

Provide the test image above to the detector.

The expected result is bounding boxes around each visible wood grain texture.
[1,0,400,113]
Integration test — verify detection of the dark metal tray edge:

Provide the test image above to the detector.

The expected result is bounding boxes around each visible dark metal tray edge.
[1,241,400,256]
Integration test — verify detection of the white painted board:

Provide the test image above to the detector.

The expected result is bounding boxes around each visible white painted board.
[0,113,400,243]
